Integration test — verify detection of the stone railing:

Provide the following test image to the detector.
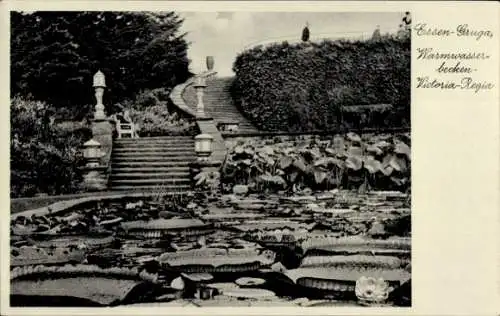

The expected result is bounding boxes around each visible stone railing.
[170,70,225,195]
[169,70,217,118]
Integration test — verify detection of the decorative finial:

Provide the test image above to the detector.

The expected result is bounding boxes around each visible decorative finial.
[93,70,106,88]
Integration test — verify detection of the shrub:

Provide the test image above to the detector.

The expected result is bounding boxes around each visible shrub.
[10,97,90,197]
[231,36,410,132]
[129,104,197,137]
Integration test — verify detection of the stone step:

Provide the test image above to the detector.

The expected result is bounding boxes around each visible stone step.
[112,166,190,173]
[112,156,196,162]
[111,178,191,185]
[115,136,194,141]
[114,142,195,148]
[112,151,195,157]
[112,161,192,167]
[110,185,191,191]
[111,171,190,179]
[114,138,194,145]
[112,146,194,152]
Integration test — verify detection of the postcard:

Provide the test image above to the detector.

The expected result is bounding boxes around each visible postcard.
[1,1,498,316]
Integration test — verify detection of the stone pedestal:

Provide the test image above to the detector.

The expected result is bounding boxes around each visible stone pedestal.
[80,166,108,191]
[80,120,114,192]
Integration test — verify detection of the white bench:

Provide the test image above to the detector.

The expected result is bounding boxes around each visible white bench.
[112,114,138,138]
[117,122,136,138]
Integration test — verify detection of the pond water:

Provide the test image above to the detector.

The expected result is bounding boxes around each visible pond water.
[10,190,411,307]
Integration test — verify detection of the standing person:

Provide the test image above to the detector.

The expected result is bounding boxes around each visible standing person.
[302,22,310,42]
[372,25,381,40]
[123,109,132,123]
[397,24,407,39]
[402,12,412,31]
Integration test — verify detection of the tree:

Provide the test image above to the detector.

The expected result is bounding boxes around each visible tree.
[11,11,191,118]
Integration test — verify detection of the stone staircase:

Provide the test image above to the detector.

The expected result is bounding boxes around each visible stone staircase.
[110,136,195,191]
[183,76,259,134]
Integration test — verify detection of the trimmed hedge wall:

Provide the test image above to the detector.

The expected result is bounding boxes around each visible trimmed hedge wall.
[231,35,410,132]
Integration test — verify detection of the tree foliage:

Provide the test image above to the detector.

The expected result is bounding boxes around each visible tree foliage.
[11,11,191,118]
[231,36,410,132]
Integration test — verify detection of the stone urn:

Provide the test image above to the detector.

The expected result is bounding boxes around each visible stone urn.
[206,56,214,71]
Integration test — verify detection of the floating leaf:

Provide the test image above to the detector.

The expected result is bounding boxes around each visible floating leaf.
[389,156,407,172]
[348,146,363,156]
[240,159,252,166]
[244,147,255,156]
[375,140,392,149]
[314,158,329,167]
[195,173,208,186]
[293,157,308,172]
[364,158,382,174]
[346,132,361,143]
[390,176,408,186]
[380,166,394,176]
[394,142,411,159]
[314,170,327,184]
[234,146,244,154]
[366,145,384,156]
[345,155,363,171]
[193,172,204,181]
[265,157,275,167]
[325,148,337,156]
[279,156,293,169]
[260,146,274,155]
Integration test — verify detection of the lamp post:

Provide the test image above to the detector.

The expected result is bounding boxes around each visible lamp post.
[82,139,104,167]
[194,134,214,162]
[93,70,106,121]
[194,76,207,118]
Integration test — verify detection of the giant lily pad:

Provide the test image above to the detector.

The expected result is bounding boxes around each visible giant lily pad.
[11,246,86,267]
[247,228,310,245]
[231,220,315,232]
[300,255,403,269]
[222,288,276,299]
[283,267,410,290]
[158,247,276,273]
[32,235,115,250]
[120,218,213,239]
[235,277,266,287]
[10,264,158,306]
[300,236,411,256]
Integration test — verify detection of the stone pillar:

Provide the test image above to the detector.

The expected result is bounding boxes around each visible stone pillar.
[93,70,107,121]
[194,76,207,118]
[79,70,114,191]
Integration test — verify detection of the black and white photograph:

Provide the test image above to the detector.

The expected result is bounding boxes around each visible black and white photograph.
[9,11,411,308]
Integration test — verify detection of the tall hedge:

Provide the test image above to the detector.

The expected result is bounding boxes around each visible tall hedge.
[231,36,410,132]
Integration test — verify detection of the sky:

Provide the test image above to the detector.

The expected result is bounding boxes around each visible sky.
[178,12,405,76]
